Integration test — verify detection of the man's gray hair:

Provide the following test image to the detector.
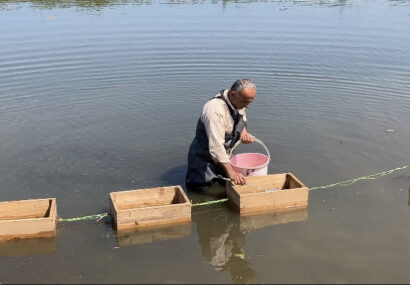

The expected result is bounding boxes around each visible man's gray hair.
[230,79,256,95]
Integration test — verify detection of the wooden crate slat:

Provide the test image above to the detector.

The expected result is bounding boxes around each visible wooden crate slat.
[0,199,52,220]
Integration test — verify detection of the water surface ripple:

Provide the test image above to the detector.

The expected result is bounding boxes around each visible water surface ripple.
[0,0,410,283]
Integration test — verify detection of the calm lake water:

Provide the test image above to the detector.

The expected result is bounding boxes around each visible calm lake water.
[1,0,410,283]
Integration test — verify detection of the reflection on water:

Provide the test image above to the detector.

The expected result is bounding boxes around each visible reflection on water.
[0,0,364,10]
[239,206,308,233]
[0,237,56,257]
[193,206,255,284]
[2,0,407,9]
[114,222,191,246]
[0,0,152,10]
[192,191,308,284]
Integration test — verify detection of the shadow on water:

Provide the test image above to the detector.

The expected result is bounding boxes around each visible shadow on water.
[159,164,187,189]
[158,163,227,201]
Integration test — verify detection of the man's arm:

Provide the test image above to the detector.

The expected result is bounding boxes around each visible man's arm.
[218,162,246,185]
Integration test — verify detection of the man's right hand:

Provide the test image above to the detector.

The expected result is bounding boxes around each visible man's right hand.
[219,162,247,185]
[228,171,247,185]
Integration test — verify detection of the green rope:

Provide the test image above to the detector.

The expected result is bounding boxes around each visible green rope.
[57,213,108,222]
[57,163,410,222]
[309,164,410,191]
[191,198,229,207]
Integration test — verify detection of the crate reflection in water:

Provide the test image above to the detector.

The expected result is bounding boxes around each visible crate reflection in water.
[0,237,56,257]
[239,206,308,233]
[115,222,191,247]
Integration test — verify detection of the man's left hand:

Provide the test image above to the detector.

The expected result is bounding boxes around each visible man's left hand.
[241,130,254,144]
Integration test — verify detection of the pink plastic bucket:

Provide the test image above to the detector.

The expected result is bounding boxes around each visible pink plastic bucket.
[229,138,270,177]
[230,152,270,176]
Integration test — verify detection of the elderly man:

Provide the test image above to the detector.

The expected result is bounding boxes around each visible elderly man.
[186,79,256,191]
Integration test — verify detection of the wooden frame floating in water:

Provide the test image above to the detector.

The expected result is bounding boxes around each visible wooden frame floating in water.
[0,198,57,241]
[226,173,309,215]
[110,185,191,230]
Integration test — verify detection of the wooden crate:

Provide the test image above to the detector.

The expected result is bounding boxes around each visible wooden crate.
[0,198,57,241]
[110,185,191,230]
[226,173,308,215]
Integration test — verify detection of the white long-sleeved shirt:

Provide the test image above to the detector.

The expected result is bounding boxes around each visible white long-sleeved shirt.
[200,90,247,164]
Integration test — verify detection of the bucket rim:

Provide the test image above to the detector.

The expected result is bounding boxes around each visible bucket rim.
[229,152,270,169]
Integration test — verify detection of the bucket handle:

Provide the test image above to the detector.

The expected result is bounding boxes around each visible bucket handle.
[228,137,271,160]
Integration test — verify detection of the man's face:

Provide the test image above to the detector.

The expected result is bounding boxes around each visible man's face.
[233,87,256,109]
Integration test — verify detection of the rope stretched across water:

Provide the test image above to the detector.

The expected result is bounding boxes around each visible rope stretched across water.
[309,164,410,190]
[57,163,410,222]
[57,213,108,222]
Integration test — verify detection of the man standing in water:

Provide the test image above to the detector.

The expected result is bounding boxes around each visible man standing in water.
[186,79,256,191]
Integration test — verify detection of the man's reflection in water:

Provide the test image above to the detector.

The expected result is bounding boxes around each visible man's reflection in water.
[190,184,309,284]
[192,204,255,284]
